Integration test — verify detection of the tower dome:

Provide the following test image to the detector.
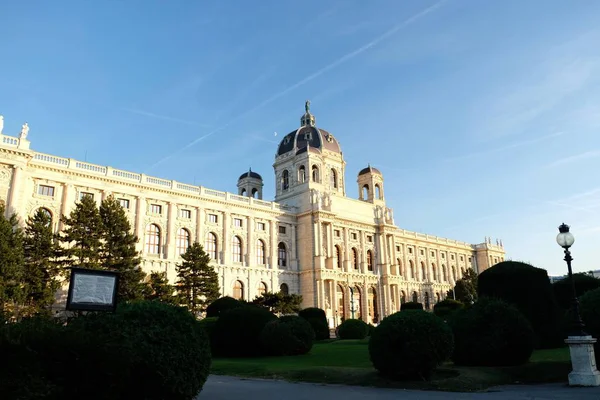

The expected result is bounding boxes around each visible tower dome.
[276,100,342,157]
[237,167,263,199]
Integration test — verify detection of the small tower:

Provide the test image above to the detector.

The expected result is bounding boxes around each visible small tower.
[237,168,263,199]
[357,164,385,204]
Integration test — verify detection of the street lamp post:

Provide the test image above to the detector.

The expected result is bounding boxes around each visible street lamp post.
[555,223,586,336]
[556,223,600,387]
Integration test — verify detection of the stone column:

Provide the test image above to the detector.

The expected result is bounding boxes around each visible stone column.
[332,280,338,326]
[195,207,203,243]
[135,196,146,253]
[327,223,334,258]
[363,282,369,323]
[59,183,75,231]
[222,212,229,265]
[343,227,350,272]
[269,220,277,269]
[7,166,23,216]
[565,336,600,386]
[166,202,177,259]
[291,224,297,270]
[247,216,254,267]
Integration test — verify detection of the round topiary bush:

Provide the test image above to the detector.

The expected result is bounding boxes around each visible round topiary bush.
[260,315,315,356]
[478,261,561,349]
[206,296,244,318]
[337,319,369,339]
[579,287,600,365]
[213,305,277,357]
[553,273,600,310]
[298,307,330,340]
[433,299,464,319]
[401,302,423,311]
[450,297,535,366]
[369,310,454,379]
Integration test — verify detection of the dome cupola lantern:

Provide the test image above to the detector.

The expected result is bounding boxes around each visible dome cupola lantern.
[300,100,316,127]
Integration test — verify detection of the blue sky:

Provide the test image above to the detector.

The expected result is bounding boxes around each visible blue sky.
[1,1,600,276]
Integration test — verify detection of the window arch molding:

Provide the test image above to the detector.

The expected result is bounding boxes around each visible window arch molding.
[145,223,162,255]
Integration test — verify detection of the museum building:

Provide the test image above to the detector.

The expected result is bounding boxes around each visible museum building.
[0,103,505,325]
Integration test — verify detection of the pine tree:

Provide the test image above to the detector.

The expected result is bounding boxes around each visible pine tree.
[145,271,177,304]
[58,195,103,269]
[176,242,219,317]
[0,204,25,317]
[99,195,145,302]
[22,209,60,316]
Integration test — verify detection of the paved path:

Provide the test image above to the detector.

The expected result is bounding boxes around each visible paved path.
[199,375,600,400]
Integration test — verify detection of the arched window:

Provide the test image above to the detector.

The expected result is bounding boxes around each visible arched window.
[278,242,287,267]
[375,184,381,199]
[311,165,319,182]
[368,287,378,323]
[176,228,190,255]
[298,165,306,183]
[424,292,430,310]
[282,170,289,190]
[256,239,266,265]
[451,265,456,281]
[352,248,359,270]
[410,260,415,279]
[362,184,369,200]
[39,208,52,227]
[412,291,418,303]
[397,258,403,276]
[205,232,217,260]
[145,224,161,254]
[251,188,258,198]
[330,169,337,188]
[401,291,406,304]
[280,283,289,295]
[335,245,342,269]
[258,282,267,297]
[352,286,362,320]
[233,280,244,300]
[232,236,242,263]
[432,264,437,281]
[421,261,426,281]
[367,250,374,272]
[442,265,447,281]
[240,188,247,196]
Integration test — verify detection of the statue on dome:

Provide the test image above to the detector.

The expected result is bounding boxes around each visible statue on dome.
[305,100,311,113]
[0,115,3,134]
[19,122,29,139]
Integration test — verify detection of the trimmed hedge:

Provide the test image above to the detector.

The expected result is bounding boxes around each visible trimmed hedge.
[298,307,330,340]
[580,287,600,365]
[198,317,219,355]
[478,261,561,349]
[337,319,369,340]
[260,315,315,356]
[401,302,423,311]
[0,301,212,400]
[553,273,600,310]
[213,305,277,357]
[433,299,464,319]
[206,296,244,318]
[369,310,454,379]
[450,297,535,366]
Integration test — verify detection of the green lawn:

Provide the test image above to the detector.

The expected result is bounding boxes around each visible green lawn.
[210,340,572,392]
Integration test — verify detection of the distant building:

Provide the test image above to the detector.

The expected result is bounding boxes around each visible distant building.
[550,270,600,283]
[0,102,505,325]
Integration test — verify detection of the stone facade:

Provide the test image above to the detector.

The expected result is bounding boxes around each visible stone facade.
[0,105,505,325]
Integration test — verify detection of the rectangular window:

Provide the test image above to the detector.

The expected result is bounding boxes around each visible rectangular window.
[279,225,286,234]
[234,218,243,228]
[408,247,413,254]
[150,204,162,214]
[441,253,445,259]
[334,229,340,237]
[180,209,191,219]
[460,255,464,261]
[79,192,94,200]
[118,198,130,209]
[38,185,55,197]
[367,235,373,243]
[431,251,435,257]
[420,249,424,256]
[351,233,357,240]
[256,222,266,231]
[209,214,218,223]
[451,254,455,260]
[468,257,472,263]
[396,245,400,252]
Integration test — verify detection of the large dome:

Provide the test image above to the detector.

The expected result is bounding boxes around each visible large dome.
[276,101,342,156]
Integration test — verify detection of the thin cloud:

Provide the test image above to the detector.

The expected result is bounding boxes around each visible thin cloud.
[147,0,447,171]
[544,150,600,168]
[122,108,211,128]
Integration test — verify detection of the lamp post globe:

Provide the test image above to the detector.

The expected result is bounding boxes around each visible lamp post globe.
[557,223,586,337]
[556,223,575,248]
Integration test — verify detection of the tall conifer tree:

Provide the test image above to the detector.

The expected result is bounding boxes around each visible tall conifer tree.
[99,196,145,302]
[58,195,103,269]
[145,271,176,304]
[22,209,60,316]
[176,242,219,316]
[0,204,25,317]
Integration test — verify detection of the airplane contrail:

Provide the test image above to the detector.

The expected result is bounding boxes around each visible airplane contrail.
[148,0,447,171]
